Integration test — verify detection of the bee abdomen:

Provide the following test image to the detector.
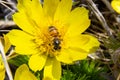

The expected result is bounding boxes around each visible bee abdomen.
[53,38,61,50]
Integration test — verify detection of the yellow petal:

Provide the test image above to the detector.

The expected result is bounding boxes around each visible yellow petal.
[0,55,5,80]
[43,58,61,80]
[111,0,120,14]
[14,64,37,80]
[6,30,40,55]
[65,7,90,37]
[64,34,100,53]
[13,0,44,34]
[56,49,73,64]
[0,68,5,80]
[43,0,60,18]
[13,10,37,34]
[3,34,11,53]
[80,35,100,53]
[54,0,72,22]
[29,54,47,72]
[17,0,31,9]
[67,48,88,61]
[17,0,47,28]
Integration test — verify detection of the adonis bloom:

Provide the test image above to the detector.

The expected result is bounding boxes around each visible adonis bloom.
[0,35,11,80]
[14,64,37,80]
[7,0,100,80]
[111,0,120,14]
[0,55,5,80]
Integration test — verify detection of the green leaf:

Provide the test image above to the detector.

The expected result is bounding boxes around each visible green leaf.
[8,55,29,66]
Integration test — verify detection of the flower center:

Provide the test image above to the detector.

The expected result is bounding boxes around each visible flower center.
[34,26,62,57]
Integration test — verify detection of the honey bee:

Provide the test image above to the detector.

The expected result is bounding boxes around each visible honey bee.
[49,26,61,50]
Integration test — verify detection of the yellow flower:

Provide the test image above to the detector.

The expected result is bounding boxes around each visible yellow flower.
[0,55,5,80]
[0,35,11,80]
[7,0,100,80]
[111,0,120,14]
[14,64,37,80]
